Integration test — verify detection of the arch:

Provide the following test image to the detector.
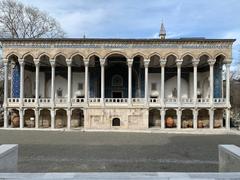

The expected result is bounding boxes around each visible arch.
[10,109,20,128]
[6,52,20,61]
[214,52,227,60]
[131,52,147,59]
[86,52,102,59]
[24,109,35,128]
[104,51,128,59]
[53,52,67,60]
[39,109,51,128]
[198,52,213,60]
[22,52,35,60]
[198,109,209,128]
[71,108,84,128]
[37,52,51,60]
[181,109,193,128]
[165,109,177,128]
[55,109,67,128]
[112,118,120,126]
[148,52,161,60]
[164,52,179,59]
[149,109,161,127]
[180,52,196,60]
[70,52,85,60]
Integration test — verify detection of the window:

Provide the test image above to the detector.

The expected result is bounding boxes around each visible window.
[151,83,157,91]
[57,88,63,97]
[78,83,83,90]
[112,75,123,86]
[112,118,120,126]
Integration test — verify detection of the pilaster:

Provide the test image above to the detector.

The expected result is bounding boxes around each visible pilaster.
[127,59,133,105]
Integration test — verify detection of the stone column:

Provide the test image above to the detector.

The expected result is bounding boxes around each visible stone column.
[144,59,150,105]
[209,109,214,129]
[177,108,182,129]
[3,61,8,128]
[51,109,55,129]
[100,59,105,104]
[225,61,231,130]
[66,59,72,106]
[19,109,24,129]
[208,59,216,105]
[35,109,39,129]
[34,60,40,106]
[50,60,55,107]
[67,109,71,130]
[193,109,198,129]
[192,59,199,104]
[161,109,165,129]
[160,59,166,105]
[176,60,183,106]
[128,59,133,105]
[84,61,89,103]
[19,59,25,106]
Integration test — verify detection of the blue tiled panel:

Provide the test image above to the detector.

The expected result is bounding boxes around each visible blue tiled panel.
[214,61,222,98]
[12,63,20,98]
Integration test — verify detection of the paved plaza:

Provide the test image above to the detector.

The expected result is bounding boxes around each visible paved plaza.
[0,130,240,172]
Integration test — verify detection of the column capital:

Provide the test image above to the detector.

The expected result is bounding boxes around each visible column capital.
[50,59,55,67]
[176,59,183,67]
[3,61,8,66]
[19,59,25,66]
[34,59,40,66]
[100,58,105,67]
[192,59,200,67]
[144,59,150,68]
[84,60,89,67]
[66,59,72,66]
[127,59,133,67]
[160,59,167,67]
[208,59,216,66]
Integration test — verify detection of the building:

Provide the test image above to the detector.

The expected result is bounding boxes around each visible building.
[0,27,235,130]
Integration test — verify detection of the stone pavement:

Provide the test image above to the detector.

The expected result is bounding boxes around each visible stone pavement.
[0,172,240,179]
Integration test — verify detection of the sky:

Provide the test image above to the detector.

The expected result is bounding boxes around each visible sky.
[19,0,240,68]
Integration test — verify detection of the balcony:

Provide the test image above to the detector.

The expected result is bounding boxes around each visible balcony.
[7,98,20,107]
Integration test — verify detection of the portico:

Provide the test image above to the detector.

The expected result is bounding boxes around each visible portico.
[1,37,234,131]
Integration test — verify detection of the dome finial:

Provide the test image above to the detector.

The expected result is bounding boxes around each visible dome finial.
[159,20,166,39]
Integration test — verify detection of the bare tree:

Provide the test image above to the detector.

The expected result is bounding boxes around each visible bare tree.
[0,0,65,38]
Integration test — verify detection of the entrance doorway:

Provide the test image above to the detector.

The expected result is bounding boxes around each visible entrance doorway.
[112,92,123,98]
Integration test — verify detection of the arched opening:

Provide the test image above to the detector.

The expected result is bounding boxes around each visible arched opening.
[39,55,51,98]
[132,55,144,98]
[71,54,85,98]
[89,55,101,98]
[149,109,161,128]
[55,109,67,128]
[214,55,225,98]
[165,55,177,99]
[105,54,128,98]
[112,118,120,126]
[71,109,84,128]
[198,109,209,128]
[24,109,35,128]
[181,109,193,128]
[149,55,161,99]
[23,55,35,98]
[39,109,51,128]
[181,55,194,100]
[198,55,210,99]
[214,108,224,128]
[10,109,19,128]
[54,55,67,99]
[165,109,177,128]
[8,54,20,98]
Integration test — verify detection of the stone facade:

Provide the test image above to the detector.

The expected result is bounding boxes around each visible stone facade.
[0,38,235,130]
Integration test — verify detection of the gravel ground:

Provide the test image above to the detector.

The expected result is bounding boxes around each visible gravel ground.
[0,130,240,172]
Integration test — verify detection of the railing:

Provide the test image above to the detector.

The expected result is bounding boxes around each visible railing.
[23,98,35,103]
[132,98,145,104]
[104,98,128,103]
[197,98,210,103]
[149,98,160,103]
[165,98,177,103]
[55,98,67,104]
[72,98,85,103]
[7,98,20,103]
[89,98,101,103]
[214,98,226,103]
[182,98,193,103]
[39,98,51,104]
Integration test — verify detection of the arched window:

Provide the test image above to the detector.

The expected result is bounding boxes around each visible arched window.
[112,75,123,86]
[112,118,120,126]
